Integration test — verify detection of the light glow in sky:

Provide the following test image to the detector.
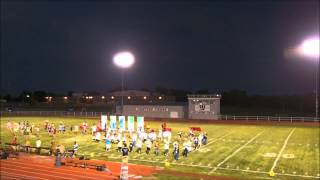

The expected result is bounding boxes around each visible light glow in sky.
[113,52,135,68]
[300,38,320,58]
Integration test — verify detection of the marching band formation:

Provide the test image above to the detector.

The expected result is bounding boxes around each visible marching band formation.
[4,116,208,161]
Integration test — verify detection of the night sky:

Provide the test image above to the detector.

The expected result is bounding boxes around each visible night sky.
[1,0,319,95]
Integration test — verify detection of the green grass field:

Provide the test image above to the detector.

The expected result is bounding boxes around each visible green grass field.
[1,116,319,180]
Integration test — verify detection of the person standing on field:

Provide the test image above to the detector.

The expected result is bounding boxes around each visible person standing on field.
[117,140,122,152]
[145,139,151,155]
[50,140,56,156]
[73,141,78,157]
[136,139,142,154]
[105,138,111,151]
[25,139,31,153]
[36,138,42,154]
[129,141,134,152]
[154,141,160,156]
[202,132,208,145]
[122,144,129,156]
[194,137,199,149]
[173,146,179,161]
[164,142,169,156]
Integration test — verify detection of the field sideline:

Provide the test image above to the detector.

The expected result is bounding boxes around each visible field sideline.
[1,116,319,180]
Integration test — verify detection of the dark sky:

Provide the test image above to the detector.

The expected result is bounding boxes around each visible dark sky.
[1,0,319,95]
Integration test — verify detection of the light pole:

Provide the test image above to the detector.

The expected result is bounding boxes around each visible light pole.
[113,51,135,115]
[299,37,319,118]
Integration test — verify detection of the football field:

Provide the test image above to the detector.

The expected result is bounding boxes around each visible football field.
[1,116,319,179]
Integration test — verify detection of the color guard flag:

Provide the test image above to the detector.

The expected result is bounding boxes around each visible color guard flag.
[119,116,126,131]
[101,115,107,130]
[127,116,135,132]
[137,116,144,132]
[110,116,117,130]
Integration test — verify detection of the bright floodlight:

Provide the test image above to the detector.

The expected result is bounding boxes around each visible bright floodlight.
[113,51,135,68]
[300,38,319,58]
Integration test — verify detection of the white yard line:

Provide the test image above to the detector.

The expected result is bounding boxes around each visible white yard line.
[208,130,264,174]
[278,172,319,179]
[269,128,296,173]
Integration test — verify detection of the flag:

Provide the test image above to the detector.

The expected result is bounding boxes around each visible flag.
[119,116,126,131]
[110,116,117,130]
[127,116,135,132]
[101,115,107,130]
[137,116,144,132]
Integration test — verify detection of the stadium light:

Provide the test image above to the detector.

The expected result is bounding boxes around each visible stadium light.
[299,37,319,118]
[299,38,319,58]
[113,51,135,114]
[113,52,135,68]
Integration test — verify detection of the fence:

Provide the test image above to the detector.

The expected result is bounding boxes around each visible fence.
[218,115,319,122]
[1,110,319,122]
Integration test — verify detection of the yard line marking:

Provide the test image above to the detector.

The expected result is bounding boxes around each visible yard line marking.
[208,130,265,174]
[192,132,233,153]
[269,128,296,174]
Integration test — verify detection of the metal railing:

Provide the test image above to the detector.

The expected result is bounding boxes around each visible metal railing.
[0,111,319,122]
[218,115,319,122]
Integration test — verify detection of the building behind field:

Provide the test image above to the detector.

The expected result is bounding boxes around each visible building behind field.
[187,94,221,119]
[118,105,187,118]
[117,94,221,120]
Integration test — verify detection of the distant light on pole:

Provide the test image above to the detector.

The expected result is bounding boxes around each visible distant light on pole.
[299,37,319,118]
[113,51,135,115]
[113,52,135,68]
[300,38,319,58]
